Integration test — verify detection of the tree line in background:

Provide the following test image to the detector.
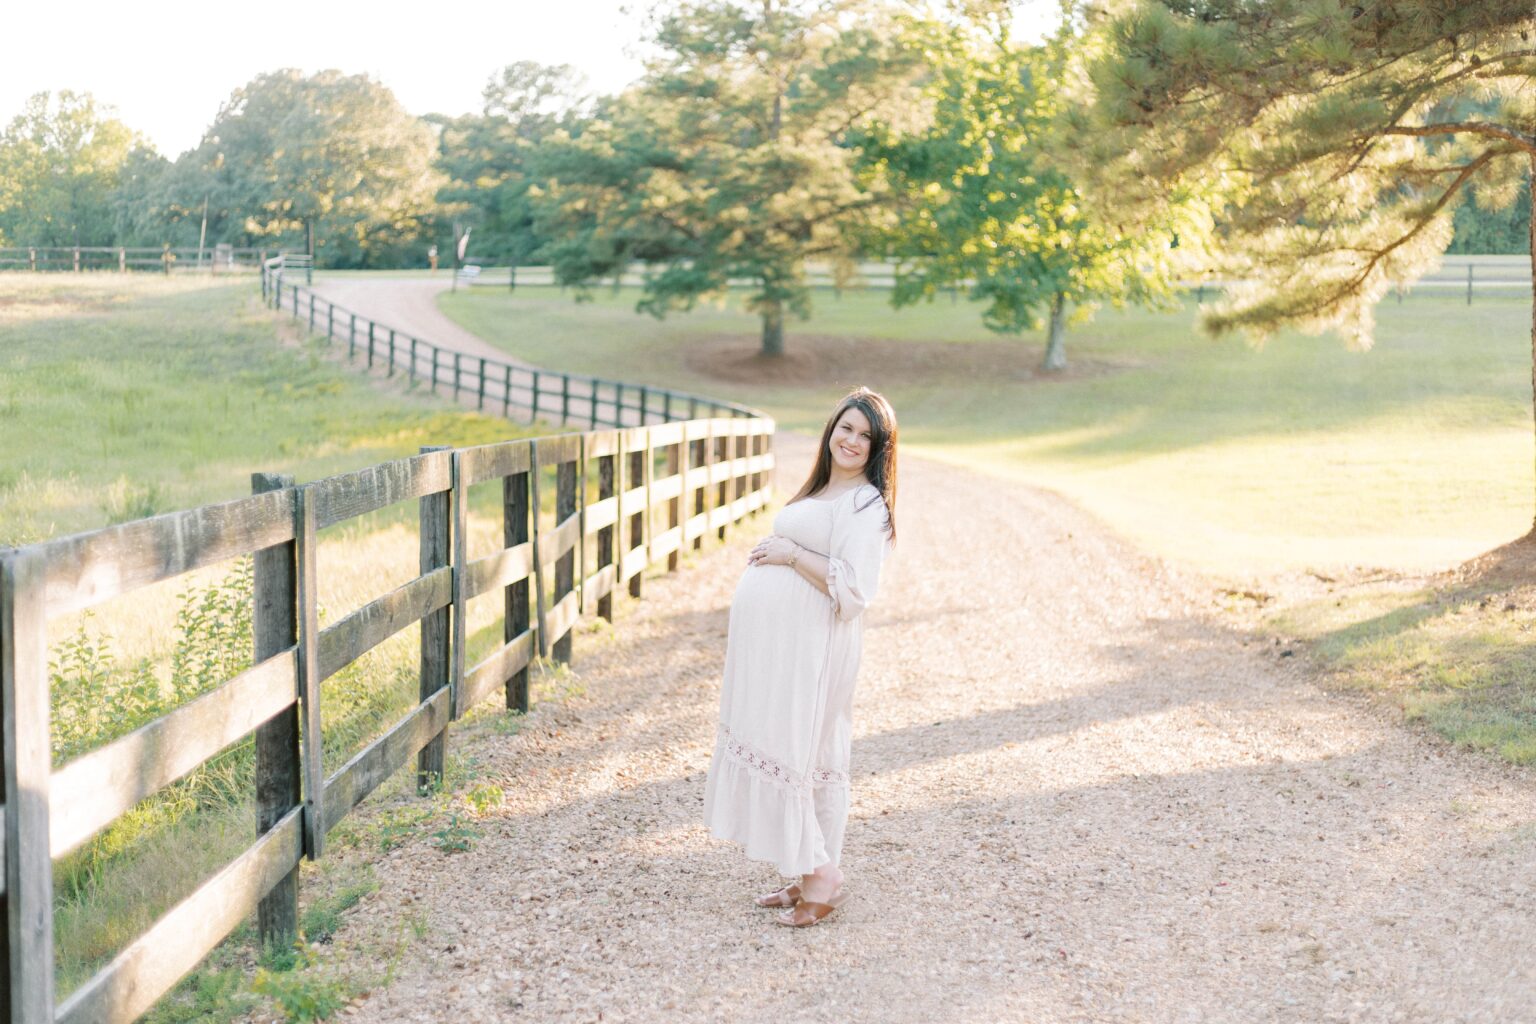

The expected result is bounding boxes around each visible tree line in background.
[0,1,1531,374]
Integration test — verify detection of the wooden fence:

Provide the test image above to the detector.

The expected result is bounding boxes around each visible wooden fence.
[0,246,272,274]
[261,256,748,426]
[0,264,776,1022]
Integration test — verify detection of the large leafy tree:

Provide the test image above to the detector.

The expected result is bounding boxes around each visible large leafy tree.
[0,91,153,247]
[433,62,590,284]
[164,70,442,267]
[1081,2,1535,346]
[533,0,925,356]
[1081,0,1536,507]
[860,27,1209,370]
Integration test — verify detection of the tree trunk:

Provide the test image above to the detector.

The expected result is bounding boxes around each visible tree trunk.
[761,301,785,357]
[1529,152,1535,527]
[1041,291,1067,372]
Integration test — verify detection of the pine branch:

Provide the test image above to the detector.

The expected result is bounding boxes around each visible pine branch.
[1285,147,1500,322]
[1378,121,1536,153]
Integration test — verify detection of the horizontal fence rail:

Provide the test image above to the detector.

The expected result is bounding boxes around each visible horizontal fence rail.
[260,257,750,427]
[1,264,776,1022]
[0,245,274,274]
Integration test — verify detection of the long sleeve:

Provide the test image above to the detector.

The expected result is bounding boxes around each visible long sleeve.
[825,486,891,622]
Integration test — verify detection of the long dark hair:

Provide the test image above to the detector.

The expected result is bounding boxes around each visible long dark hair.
[790,387,897,542]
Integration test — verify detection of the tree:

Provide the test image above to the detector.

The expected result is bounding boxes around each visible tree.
[164,70,442,266]
[0,91,153,247]
[859,26,1209,370]
[433,62,590,285]
[532,0,926,356]
[1081,0,1536,508]
[1080,3,1534,339]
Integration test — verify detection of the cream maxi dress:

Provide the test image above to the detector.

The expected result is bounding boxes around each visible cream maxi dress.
[703,483,891,876]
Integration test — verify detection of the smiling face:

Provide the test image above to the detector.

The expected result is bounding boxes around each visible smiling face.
[828,406,874,476]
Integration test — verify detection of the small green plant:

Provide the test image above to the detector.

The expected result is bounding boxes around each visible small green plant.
[374,805,434,852]
[429,813,480,854]
[252,940,348,1022]
[464,782,505,817]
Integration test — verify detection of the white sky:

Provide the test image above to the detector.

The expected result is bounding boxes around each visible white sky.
[1,0,1061,158]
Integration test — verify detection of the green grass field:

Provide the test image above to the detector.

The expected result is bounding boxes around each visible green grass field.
[437,282,1536,580]
[0,273,559,1017]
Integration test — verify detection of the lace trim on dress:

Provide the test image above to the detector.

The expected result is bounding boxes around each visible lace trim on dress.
[717,722,848,794]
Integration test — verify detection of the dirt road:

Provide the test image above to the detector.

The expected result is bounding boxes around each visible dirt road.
[317,282,1536,1024]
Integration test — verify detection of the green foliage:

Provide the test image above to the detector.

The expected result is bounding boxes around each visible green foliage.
[428,813,480,853]
[252,941,348,1022]
[1081,0,1536,349]
[432,62,589,273]
[147,70,443,267]
[464,782,505,816]
[48,611,162,765]
[532,0,928,355]
[1450,174,1531,254]
[0,91,155,247]
[858,25,1211,368]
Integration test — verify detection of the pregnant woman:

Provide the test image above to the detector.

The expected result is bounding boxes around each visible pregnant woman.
[702,387,897,928]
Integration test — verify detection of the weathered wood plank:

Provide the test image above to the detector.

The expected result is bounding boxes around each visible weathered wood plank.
[618,484,648,517]
[40,489,296,618]
[535,434,582,467]
[684,512,711,542]
[459,632,534,715]
[553,455,579,665]
[320,688,451,835]
[647,422,684,446]
[620,546,649,582]
[3,551,52,1022]
[650,526,683,559]
[251,471,300,948]
[544,510,582,564]
[585,430,621,459]
[307,451,452,530]
[685,465,713,491]
[459,439,533,487]
[545,589,580,650]
[684,420,712,441]
[318,568,451,681]
[649,474,683,504]
[583,565,617,605]
[462,543,533,603]
[295,488,324,859]
[709,505,732,530]
[583,496,619,534]
[49,652,297,858]
[54,808,304,1024]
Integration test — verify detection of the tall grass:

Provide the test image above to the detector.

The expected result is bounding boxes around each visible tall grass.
[0,273,548,1007]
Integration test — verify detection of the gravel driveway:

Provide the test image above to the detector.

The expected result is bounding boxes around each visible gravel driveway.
[312,284,1536,1024]
[318,431,1536,1024]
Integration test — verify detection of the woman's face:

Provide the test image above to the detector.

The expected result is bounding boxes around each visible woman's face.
[828,406,874,475]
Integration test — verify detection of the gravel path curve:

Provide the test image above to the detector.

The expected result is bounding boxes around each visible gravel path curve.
[310,277,531,368]
[317,285,1536,1023]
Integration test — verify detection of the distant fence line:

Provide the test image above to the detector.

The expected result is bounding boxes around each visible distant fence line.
[462,256,1534,305]
[0,245,273,274]
[263,255,751,426]
[0,257,776,1022]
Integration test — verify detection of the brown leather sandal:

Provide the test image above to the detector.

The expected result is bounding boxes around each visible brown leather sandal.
[754,883,802,908]
[775,888,849,927]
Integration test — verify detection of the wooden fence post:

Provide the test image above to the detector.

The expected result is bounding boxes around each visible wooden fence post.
[530,371,542,425]
[554,452,578,665]
[452,353,461,400]
[118,248,126,273]
[502,365,513,418]
[418,446,452,793]
[670,435,686,572]
[477,358,487,411]
[2,551,54,1023]
[597,445,616,623]
[716,427,730,542]
[593,381,602,429]
[252,473,300,946]
[73,247,80,272]
[561,377,571,425]
[409,339,418,386]
[505,455,532,712]
[693,431,709,553]
[388,331,397,378]
[294,485,324,860]
[629,440,647,599]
